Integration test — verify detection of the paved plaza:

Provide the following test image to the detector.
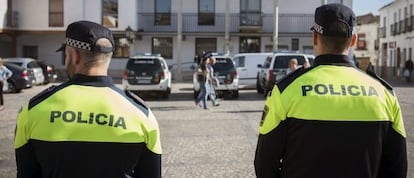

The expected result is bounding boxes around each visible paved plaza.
[0,81,413,177]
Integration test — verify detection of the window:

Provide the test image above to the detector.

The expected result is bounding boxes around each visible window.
[234,56,246,67]
[155,0,171,25]
[22,46,38,59]
[102,0,118,28]
[198,0,215,25]
[240,0,261,26]
[113,35,130,58]
[152,37,173,59]
[195,38,217,56]
[49,0,64,27]
[291,38,299,51]
[240,37,260,53]
[356,33,366,50]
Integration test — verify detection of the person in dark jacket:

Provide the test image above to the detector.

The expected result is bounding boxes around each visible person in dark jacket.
[14,21,162,178]
[254,4,407,178]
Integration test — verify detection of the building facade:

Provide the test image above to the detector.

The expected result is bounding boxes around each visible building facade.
[0,0,352,81]
[379,0,414,79]
[353,13,380,72]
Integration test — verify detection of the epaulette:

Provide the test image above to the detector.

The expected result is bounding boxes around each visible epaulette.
[277,66,313,93]
[124,90,150,116]
[28,84,68,110]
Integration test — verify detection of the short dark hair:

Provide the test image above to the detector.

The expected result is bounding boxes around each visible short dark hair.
[318,21,352,53]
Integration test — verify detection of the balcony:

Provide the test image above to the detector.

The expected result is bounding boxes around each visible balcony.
[400,20,405,33]
[239,12,262,32]
[405,18,411,32]
[137,13,314,34]
[378,27,386,38]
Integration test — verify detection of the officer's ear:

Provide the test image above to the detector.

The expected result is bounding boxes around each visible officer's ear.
[312,31,318,46]
[349,33,358,48]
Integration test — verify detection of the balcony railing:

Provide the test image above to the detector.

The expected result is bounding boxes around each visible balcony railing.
[400,20,406,33]
[378,27,386,38]
[405,18,411,32]
[137,13,314,34]
[240,12,262,26]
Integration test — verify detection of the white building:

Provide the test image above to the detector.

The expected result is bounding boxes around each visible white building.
[0,0,352,81]
[378,0,414,79]
[353,13,379,72]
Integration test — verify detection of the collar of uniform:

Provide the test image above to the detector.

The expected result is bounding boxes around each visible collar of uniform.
[70,74,114,87]
[314,54,354,67]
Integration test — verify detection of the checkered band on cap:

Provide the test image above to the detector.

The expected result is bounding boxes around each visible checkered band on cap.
[65,38,92,51]
[313,23,324,35]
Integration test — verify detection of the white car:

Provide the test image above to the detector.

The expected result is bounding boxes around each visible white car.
[233,52,273,89]
[3,57,45,85]
[122,53,172,98]
[193,53,239,98]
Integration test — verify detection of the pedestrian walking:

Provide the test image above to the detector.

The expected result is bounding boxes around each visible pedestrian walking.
[404,59,413,82]
[207,55,220,106]
[195,55,210,109]
[14,21,162,178]
[0,57,13,111]
[254,4,407,178]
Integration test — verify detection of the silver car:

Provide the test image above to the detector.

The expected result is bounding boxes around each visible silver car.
[3,57,45,85]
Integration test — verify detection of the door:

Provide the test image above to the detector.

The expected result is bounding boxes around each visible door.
[233,56,248,84]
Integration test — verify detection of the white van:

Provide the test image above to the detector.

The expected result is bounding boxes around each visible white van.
[232,53,273,89]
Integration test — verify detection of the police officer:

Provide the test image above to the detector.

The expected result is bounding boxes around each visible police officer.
[14,21,162,178]
[254,4,407,178]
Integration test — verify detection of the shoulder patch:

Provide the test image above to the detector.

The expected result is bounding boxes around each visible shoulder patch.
[28,83,70,110]
[366,70,394,94]
[277,66,313,93]
[123,90,150,116]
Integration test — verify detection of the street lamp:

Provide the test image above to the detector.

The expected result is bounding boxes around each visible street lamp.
[125,26,135,43]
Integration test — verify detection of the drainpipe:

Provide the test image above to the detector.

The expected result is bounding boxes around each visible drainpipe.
[273,0,279,51]
[176,0,183,81]
[224,0,230,53]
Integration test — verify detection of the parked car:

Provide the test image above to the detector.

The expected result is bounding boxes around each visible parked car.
[257,51,309,96]
[233,52,273,89]
[37,61,58,84]
[2,62,32,93]
[3,58,45,85]
[122,53,172,98]
[193,52,239,98]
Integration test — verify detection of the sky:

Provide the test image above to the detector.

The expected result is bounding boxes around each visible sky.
[353,0,394,15]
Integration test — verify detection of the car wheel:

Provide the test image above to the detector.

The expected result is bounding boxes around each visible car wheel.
[7,81,20,93]
[256,79,264,94]
[161,91,169,98]
[232,90,239,99]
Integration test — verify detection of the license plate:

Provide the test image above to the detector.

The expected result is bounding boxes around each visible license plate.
[137,79,151,84]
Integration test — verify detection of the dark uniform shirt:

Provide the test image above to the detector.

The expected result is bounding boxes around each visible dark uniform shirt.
[254,55,407,178]
[15,74,162,178]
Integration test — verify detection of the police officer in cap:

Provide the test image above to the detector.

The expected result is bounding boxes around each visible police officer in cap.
[15,21,162,178]
[254,4,407,178]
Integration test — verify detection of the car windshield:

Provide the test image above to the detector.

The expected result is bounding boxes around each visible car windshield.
[273,55,307,69]
[213,57,234,72]
[126,58,162,71]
